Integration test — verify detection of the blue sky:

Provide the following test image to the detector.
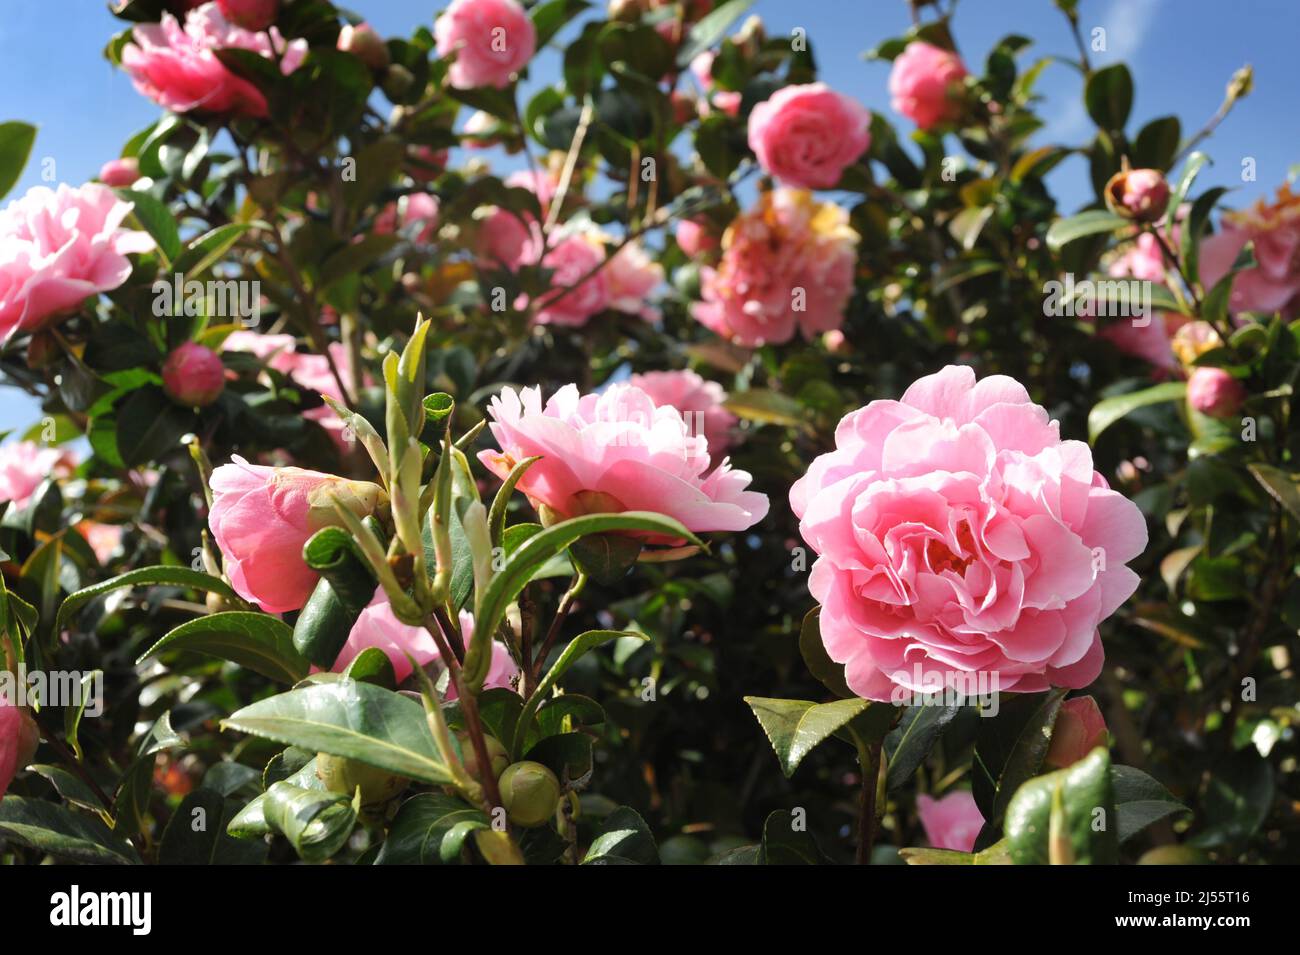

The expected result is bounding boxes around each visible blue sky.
[2,0,1297,433]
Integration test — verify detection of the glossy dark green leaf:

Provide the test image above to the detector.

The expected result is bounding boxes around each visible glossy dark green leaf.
[1084,63,1132,131]
[1045,209,1129,251]
[885,703,961,791]
[1004,747,1118,864]
[57,565,242,633]
[797,607,853,698]
[0,120,36,199]
[262,782,356,863]
[971,688,1067,834]
[375,792,490,865]
[1112,765,1189,843]
[745,696,886,778]
[583,806,659,865]
[223,681,452,785]
[676,0,755,67]
[0,797,139,865]
[758,808,822,864]
[158,789,268,864]
[139,612,309,684]
[1088,381,1187,442]
[120,188,180,263]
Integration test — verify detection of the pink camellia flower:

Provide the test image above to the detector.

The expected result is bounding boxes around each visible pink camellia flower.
[0,183,154,344]
[531,235,611,327]
[217,0,278,31]
[917,791,983,852]
[0,441,76,509]
[1187,366,1246,418]
[1199,185,1300,318]
[434,0,537,90]
[699,90,742,119]
[790,365,1148,702]
[476,207,538,270]
[479,383,769,533]
[333,588,519,693]
[337,22,390,71]
[1045,695,1109,769]
[0,699,41,802]
[505,168,561,215]
[209,456,384,613]
[605,241,665,321]
[693,188,859,346]
[889,41,968,130]
[99,157,141,187]
[121,2,307,118]
[748,83,871,190]
[223,331,360,450]
[676,218,717,258]
[163,341,226,407]
[77,521,125,564]
[628,369,737,465]
[405,145,450,183]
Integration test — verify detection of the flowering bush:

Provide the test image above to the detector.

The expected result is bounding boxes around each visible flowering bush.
[0,0,1295,871]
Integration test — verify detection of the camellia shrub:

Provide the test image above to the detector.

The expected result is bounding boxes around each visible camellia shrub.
[0,0,1295,868]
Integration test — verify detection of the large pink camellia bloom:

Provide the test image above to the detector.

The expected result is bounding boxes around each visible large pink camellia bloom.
[888,41,968,130]
[209,456,383,613]
[693,189,858,347]
[0,184,154,343]
[790,365,1147,702]
[333,588,519,693]
[1200,185,1300,318]
[121,2,307,117]
[434,0,537,90]
[627,369,737,465]
[0,441,76,509]
[917,791,983,852]
[479,383,768,533]
[748,83,871,190]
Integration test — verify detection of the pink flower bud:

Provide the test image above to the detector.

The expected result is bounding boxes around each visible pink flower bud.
[0,700,40,801]
[889,42,968,130]
[217,0,279,31]
[162,342,226,407]
[99,157,141,187]
[337,22,390,71]
[1105,168,1171,222]
[1045,696,1109,769]
[1187,366,1246,418]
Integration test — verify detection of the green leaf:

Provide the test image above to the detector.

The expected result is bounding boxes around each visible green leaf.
[745,696,888,778]
[1247,463,1300,522]
[473,512,701,686]
[583,806,659,865]
[487,455,541,547]
[57,565,242,633]
[222,681,453,785]
[723,388,806,428]
[1084,63,1132,131]
[262,782,357,863]
[293,526,377,668]
[1045,209,1129,251]
[0,121,37,199]
[1167,151,1210,221]
[1132,116,1180,171]
[171,223,251,279]
[139,612,309,684]
[1112,765,1189,843]
[227,756,323,838]
[900,839,1012,865]
[532,0,591,49]
[158,789,268,864]
[798,607,853,698]
[758,808,823,864]
[113,712,185,839]
[375,793,490,864]
[121,188,181,263]
[676,0,755,68]
[1005,747,1118,864]
[885,703,961,791]
[567,533,642,586]
[1088,381,1187,441]
[971,688,1067,836]
[0,797,139,865]
[512,629,640,758]
[114,386,195,466]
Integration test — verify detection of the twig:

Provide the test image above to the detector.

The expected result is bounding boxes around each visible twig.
[532,572,587,683]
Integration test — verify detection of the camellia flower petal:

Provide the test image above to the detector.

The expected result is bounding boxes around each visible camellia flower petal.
[627,368,737,465]
[917,791,983,852]
[693,188,858,346]
[332,588,519,693]
[120,2,307,117]
[748,83,871,190]
[0,441,77,508]
[434,0,537,90]
[478,383,768,533]
[790,365,1147,702]
[0,184,155,343]
[208,456,384,613]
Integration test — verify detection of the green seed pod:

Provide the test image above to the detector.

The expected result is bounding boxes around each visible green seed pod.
[315,753,409,807]
[456,732,510,783]
[498,761,561,828]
